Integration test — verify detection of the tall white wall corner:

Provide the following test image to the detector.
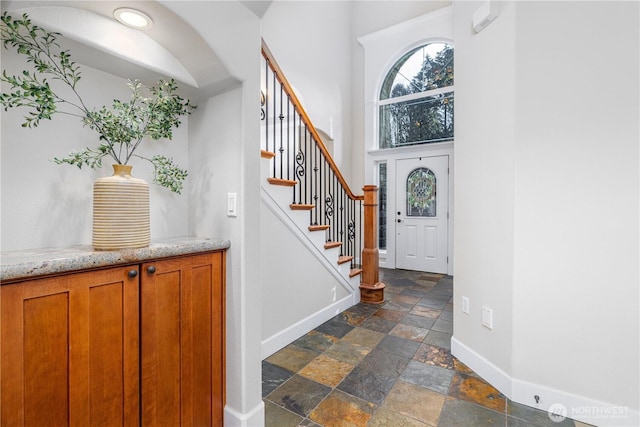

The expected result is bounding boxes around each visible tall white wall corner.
[224,401,265,427]
[473,1,499,33]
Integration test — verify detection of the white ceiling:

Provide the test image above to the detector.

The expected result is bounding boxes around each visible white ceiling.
[1,0,244,101]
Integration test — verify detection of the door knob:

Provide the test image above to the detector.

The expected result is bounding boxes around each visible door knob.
[128,269,138,278]
[397,211,401,215]
[147,266,156,274]
[397,219,402,223]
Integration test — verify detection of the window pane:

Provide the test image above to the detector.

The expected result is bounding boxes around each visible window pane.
[379,92,453,148]
[380,43,453,100]
[378,163,387,250]
[406,167,436,217]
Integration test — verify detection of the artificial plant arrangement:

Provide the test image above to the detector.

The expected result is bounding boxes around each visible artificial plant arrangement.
[0,12,195,194]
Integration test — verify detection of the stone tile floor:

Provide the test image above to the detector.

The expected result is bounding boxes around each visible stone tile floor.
[263,268,593,427]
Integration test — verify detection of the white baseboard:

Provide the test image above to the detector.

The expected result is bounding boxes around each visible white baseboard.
[224,401,265,427]
[450,336,512,397]
[512,377,639,427]
[261,292,357,359]
[451,336,640,427]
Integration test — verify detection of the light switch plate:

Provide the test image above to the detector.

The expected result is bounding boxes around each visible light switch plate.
[227,193,237,217]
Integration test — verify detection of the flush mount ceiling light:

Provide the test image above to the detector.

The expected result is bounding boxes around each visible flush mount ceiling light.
[113,8,153,29]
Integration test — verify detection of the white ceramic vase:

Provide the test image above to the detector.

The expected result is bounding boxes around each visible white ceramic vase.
[92,164,150,250]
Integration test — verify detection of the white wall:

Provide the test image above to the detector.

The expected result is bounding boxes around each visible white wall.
[162,1,264,426]
[0,49,190,251]
[452,0,516,382]
[260,203,350,354]
[453,1,639,424]
[511,0,639,413]
[261,1,354,183]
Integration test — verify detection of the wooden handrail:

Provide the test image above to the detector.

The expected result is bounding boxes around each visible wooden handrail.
[261,39,363,201]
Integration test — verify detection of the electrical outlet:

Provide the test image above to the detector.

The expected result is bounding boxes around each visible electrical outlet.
[462,296,470,314]
[482,306,493,329]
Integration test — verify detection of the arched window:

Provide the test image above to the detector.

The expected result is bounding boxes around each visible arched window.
[406,167,436,217]
[379,42,454,149]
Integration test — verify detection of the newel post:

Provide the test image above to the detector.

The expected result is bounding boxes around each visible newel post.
[360,185,385,304]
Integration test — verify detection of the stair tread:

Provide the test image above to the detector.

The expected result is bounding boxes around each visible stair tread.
[268,177,297,187]
[349,268,363,278]
[324,241,342,249]
[290,204,314,210]
[309,224,330,232]
[337,255,353,265]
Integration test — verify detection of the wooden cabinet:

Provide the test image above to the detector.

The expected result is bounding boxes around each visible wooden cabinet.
[1,251,225,427]
[1,266,140,426]
[141,252,225,426]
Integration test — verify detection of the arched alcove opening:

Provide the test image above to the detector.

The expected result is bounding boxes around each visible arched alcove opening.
[1,0,240,101]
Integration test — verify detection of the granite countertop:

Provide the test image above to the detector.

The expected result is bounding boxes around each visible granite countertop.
[1,236,230,283]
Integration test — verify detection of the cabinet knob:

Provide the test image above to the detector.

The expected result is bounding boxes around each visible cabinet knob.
[147,266,156,274]
[128,269,138,278]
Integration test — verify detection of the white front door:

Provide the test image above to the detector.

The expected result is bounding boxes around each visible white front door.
[395,156,449,273]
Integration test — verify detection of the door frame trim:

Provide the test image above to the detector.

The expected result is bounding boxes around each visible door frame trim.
[367,141,454,275]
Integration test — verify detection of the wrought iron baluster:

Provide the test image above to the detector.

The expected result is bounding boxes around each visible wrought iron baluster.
[272,69,277,178]
[319,147,324,228]
[347,197,354,265]
[292,107,295,186]
[324,158,332,238]
[304,126,311,223]
[295,113,302,204]
[338,181,349,255]
[286,95,291,182]
[337,173,341,248]
[334,173,339,246]
[353,198,358,266]
[304,125,309,206]
[313,141,319,225]
[339,187,345,256]
[262,59,268,152]
[333,174,337,245]
[278,84,284,179]
[359,199,363,267]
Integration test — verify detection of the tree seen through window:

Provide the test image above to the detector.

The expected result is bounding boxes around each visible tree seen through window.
[379,43,454,148]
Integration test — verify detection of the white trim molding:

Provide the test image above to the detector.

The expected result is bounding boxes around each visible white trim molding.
[368,142,454,275]
[261,293,357,359]
[452,337,640,427]
[224,401,265,427]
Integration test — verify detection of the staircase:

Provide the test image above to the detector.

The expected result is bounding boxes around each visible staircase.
[260,150,363,285]
[259,40,370,358]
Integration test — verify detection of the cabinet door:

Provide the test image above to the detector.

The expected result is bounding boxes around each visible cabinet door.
[141,251,224,427]
[1,266,140,427]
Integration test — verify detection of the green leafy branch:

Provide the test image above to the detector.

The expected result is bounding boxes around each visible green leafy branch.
[1,12,196,194]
